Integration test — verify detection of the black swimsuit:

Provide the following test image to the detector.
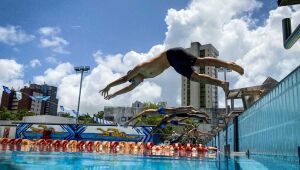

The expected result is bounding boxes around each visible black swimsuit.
[166,47,197,79]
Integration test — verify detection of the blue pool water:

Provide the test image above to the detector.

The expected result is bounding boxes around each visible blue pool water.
[0,151,299,170]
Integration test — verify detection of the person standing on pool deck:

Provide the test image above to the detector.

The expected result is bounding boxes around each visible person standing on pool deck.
[100,47,244,100]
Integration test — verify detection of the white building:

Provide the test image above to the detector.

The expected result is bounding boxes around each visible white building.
[103,101,144,125]
[30,91,44,115]
[181,42,219,126]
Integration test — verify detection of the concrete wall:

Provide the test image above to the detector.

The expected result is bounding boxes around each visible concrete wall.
[208,66,300,157]
[22,115,76,124]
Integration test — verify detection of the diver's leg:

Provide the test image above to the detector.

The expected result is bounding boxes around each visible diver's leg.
[194,57,244,75]
[190,72,229,93]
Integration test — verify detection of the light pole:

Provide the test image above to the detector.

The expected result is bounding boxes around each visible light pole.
[217,67,232,153]
[74,66,90,124]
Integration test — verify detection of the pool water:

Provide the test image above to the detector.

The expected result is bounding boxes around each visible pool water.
[0,150,299,170]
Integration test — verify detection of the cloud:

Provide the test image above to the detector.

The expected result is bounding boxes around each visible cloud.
[33,62,73,85]
[0,26,34,45]
[45,56,59,64]
[162,0,300,106]
[38,27,60,36]
[33,0,300,113]
[30,59,42,68]
[38,26,70,54]
[0,59,25,102]
[33,45,164,114]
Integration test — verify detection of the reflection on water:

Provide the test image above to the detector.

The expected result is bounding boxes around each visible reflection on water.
[0,144,299,170]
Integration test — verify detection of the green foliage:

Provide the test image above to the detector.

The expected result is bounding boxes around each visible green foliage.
[78,113,95,124]
[94,111,104,119]
[60,113,74,118]
[0,108,35,120]
[142,101,167,110]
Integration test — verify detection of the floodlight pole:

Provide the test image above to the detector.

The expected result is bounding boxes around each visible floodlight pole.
[77,70,84,124]
[74,66,90,125]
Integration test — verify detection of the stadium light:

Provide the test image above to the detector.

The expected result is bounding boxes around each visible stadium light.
[74,66,90,124]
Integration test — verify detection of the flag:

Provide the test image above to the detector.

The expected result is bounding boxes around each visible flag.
[16,92,22,101]
[34,96,50,101]
[30,95,50,101]
[72,110,79,116]
[60,106,65,112]
[29,96,36,100]
[41,96,50,101]
[93,116,114,125]
[2,86,11,94]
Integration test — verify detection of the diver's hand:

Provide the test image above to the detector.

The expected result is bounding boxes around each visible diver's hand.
[104,93,116,100]
[99,86,110,97]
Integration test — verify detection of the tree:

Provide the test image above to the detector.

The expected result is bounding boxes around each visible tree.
[78,113,95,124]
[61,113,74,118]
[142,101,167,110]
[94,111,104,119]
[0,108,35,120]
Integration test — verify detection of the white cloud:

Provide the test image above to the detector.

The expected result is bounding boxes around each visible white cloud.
[33,63,73,85]
[163,0,300,107]
[45,56,59,64]
[30,59,42,68]
[33,0,300,113]
[38,26,70,54]
[33,46,165,114]
[0,59,25,102]
[0,26,34,45]
[38,27,60,36]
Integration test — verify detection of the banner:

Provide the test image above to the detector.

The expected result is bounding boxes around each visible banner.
[60,106,78,116]
[93,117,114,125]
[30,95,50,101]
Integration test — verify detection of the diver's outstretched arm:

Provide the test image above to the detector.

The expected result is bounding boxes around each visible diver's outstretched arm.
[188,114,210,124]
[124,109,157,126]
[190,110,210,118]
[104,81,141,100]
[100,65,142,97]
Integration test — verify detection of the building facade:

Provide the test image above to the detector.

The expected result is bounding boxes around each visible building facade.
[181,42,219,126]
[103,101,144,125]
[30,84,58,116]
[1,84,58,116]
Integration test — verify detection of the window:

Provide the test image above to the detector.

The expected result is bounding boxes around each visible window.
[121,117,126,122]
[200,50,205,57]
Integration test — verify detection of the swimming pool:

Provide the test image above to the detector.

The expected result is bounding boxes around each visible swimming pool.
[0,150,299,170]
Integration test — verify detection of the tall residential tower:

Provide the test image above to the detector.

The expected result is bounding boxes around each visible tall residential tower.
[181,42,219,127]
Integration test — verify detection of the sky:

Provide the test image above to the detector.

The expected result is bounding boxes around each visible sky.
[0,0,299,115]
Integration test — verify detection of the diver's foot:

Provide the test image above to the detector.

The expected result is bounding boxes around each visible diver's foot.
[229,62,244,75]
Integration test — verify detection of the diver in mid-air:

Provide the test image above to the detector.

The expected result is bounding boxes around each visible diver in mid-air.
[100,47,244,100]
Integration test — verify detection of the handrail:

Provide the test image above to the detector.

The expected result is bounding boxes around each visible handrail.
[282,18,300,49]
[278,0,300,6]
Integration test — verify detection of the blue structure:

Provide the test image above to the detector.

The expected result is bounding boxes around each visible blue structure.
[16,123,154,143]
[278,0,300,49]
[209,66,300,157]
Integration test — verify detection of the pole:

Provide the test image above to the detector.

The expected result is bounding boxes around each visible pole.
[224,71,228,146]
[76,70,84,124]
